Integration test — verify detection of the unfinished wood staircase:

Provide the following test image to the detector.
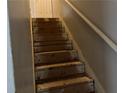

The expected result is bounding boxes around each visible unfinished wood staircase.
[32,18,95,93]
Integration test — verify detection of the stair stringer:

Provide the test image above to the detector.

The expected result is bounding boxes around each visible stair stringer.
[30,17,37,93]
[60,17,106,93]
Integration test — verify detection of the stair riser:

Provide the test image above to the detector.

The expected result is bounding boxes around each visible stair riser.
[33,27,64,33]
[35,65,84,81]
[33,35,68,42]
[32,18,59,22]
[37,83,94,93]
[34,44,73,53]
[33,30,64,34]
[32,20,61,24]
[32,22,61,26]
[32,23,62,27]
[34,40,71,46]
[32,26,63,30]
[33,33,66,37]
[34,51,78,65]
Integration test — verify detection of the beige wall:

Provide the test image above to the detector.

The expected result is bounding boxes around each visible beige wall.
[52,0,61,18]
[8,0,35,93]
[60,0,117,93]
[30,0,60,18]
[30,0,52,18]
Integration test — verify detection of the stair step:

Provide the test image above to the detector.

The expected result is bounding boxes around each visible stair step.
[33,40,72,47]
[33,26,62,29]
[35,61,84,82]
[32,18,59,20]
[33,29,64,34]
[33,36,67,42]
[32,27,64,33]
[34,50,79,65]
[32,22,62,27]
[34,43,73,53]
[32,26,64,33]
[35,50,77,55]
[36,76,93,92]
[32,18,59,22]
[36,61,82,69]
[33,20,60,24]
[36,73,86,84]
[33,32,66,37]
[32,21,61,27]
[33,35,68,41]
[33,33,67,42]
[33,40,73,53]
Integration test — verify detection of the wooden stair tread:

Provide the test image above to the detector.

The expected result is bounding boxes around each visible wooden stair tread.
[34,46,73,53]
[33,33,66,38]
[36,61,82,70]
[33,40,71,46]
[36,73,86,84]
[32,18,59,21]
[35,50,77,55]
[34,50,78,66]
[37,76,92,91]
[33,35,67,42]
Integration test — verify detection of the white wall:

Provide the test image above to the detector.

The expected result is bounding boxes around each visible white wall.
[60,0,117,93]
[8,0,35,93]
[7,15,15,93]
[67,0,117,43]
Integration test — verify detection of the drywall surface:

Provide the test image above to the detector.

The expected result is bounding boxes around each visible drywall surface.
[61,0,117,93]
[7,16,15,93]
[30,0,53,18]
[52,0,61,18]
[30,0,60,18]
[67,0,117,43]
[8,0,34,93]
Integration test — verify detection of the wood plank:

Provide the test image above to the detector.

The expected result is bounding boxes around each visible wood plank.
[34,50,79,65]
[37,76,92,91]
[35,62,84,82]
[36,61,82,70]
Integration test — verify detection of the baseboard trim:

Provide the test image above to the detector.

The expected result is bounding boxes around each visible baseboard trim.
[60,17,106,93]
